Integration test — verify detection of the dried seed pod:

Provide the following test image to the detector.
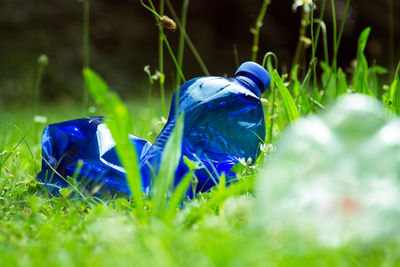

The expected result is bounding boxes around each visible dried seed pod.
[159,15,177,31]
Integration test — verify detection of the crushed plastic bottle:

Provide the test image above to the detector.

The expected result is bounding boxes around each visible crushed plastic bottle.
[140,61,270,194]
[38,62,270,196]
[38,117,151,196]
[255,94,400,247]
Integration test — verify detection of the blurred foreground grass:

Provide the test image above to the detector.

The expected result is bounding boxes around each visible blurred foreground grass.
[1,96,400,266]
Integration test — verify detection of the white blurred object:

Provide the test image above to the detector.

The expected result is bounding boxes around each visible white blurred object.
[255,94,400,247]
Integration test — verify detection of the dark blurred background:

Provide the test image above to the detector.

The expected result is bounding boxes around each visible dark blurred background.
[0,0,399,106]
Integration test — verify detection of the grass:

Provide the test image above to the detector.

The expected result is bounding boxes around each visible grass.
[1,0,400,266]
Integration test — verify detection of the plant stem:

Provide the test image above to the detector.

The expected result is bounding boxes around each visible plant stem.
[159,0,166,114]
[33,54,48,143]
[175,0,189,88]
[262,52,278,72]
[82,0,90,114]
[233,44,240,69]
[312,0,327,59]
[330,0,337,72]
[165,0,209,75]
[291,10,309,78]
[388,0,395,73]
[267,83,276,144]
[143,0,187,97]
[34,60,46,117]
[332,0,351,72]
[311,4,318,96]
[251,0,270,62]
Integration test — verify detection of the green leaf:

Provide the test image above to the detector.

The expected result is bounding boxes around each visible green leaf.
[389,79,400,115]
[272,70,300,122]
[358,27,371,53]
[163,156,197,224]
[59,188,70,198]
[321,61,337,102]
[337,68,348,96]
[352,28,373,96]
[151,113,184,218]
[82,68,145,220]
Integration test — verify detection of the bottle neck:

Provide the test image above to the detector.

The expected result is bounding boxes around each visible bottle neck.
[235,74,263,97]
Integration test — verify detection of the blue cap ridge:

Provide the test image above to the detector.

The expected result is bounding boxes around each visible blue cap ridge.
[235,61,271,94]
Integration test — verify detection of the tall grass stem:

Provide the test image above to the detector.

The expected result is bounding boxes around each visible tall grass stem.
[83,68,146,220]
[388,0,395,73]
[82,0,90,114]
[159,0,166,114]
[332,0,351,71]
[251,0,270,62]
[33,55,48,117]
[175,0,189,87]
[165,0,209,76]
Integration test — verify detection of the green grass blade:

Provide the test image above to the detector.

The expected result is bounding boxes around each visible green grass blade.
[82,68,146,220]
[165,0,209,76]
[251,0,270,62]
[272,70,301,122]
[358,27,370,54]
[337,68,348,96]
[262,52,278,73]
[151,113,184,219]
[321,61,337,102]
[175,0,189,87]
[163,157,196,224]
[352,27,372,95]
[387,63,400,114]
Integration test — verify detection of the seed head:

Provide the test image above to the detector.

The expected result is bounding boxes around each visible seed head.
[37,54,49,66]
[159,15,177,31]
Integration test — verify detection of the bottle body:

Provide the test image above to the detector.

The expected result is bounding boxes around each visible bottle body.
[38,117,151,196]
[38,62,270,197]
[140,76,266,193]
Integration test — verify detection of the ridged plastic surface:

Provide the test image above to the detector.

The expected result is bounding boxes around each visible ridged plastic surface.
[140,75,266,194]
[38,117,151,195]
[38,62,269,196]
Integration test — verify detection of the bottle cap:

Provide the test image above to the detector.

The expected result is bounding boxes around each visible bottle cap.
[235,61,271,94]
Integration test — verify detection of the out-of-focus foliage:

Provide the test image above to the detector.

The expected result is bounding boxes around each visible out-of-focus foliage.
[0,0,399,104]
[256,94,400,246]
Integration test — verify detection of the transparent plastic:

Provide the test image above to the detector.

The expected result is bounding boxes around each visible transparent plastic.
[38,62,270,196]
[38,117,151,195]
[140,69,268,194]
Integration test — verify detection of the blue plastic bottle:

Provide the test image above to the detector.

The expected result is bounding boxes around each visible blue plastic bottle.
[38,117,151,196]
[38,62,270,196]
[140,61,270,194]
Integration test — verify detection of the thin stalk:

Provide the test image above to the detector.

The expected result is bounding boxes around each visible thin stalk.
[165,0,209,75]
[159,0,165,114]
[262,52,278,72]
[312,0,327,60]
[330,0,337,72]
[33,54,48,143]
[17,128,37,176]
[332,0,351,71]
[251,0,270,62]
[142,0,186,82]
[233,44,239,69]
[148,81,153,110]
[82,0,90,114]
[33,56,48,117]
[311,3,318,96]
[158,0,165,114]
[314,20,329,65]
[267,83,276,144]
[291,9,309,77]
[388,0,395,73]
[175,0,189,87]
